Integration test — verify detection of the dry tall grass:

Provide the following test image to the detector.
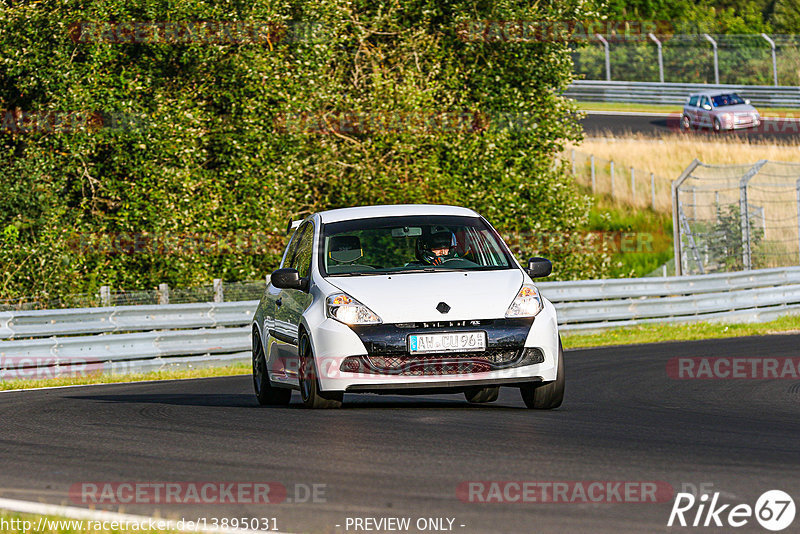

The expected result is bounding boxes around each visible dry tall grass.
[574,134,800,183]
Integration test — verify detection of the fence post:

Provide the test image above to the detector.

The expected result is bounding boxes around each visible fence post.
[100,286,111,307]
[610,160,615,198]
[703,34,719,85]
[650,173,656,209]
[213,279,224,303]
[796,178,800,264]
[739,160,767,271]
[630,167,636,204]
[158,283,170,305]
[571,149,576,176]
[597,34,610,81]
[672,159,701,276]
[590,155,596,194]
[761,33,778,86]
[648,33,664,83]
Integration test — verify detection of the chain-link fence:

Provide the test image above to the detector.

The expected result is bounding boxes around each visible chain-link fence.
[0,279,267,311]
[572,34,800,86]
[673,159,800,275]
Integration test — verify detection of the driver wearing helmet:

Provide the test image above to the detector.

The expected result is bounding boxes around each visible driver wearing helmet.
[416,231,457,266]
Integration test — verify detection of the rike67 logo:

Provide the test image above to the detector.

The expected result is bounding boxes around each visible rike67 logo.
[668,490,795,531]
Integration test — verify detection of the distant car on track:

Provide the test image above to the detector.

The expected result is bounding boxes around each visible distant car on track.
[251,204,564,409]
[681,92,761,133]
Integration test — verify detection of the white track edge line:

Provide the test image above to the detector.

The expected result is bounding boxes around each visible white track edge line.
[0,497,291,534]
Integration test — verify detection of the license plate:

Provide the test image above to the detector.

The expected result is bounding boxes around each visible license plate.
[408,332,486,354]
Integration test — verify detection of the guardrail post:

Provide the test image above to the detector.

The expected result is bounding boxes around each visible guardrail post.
[648,33,664,83]
[703,34,719,85]
[213,279,224,303]
[158,283,170,305]
[100,286,111,307]
[590,155,596,194]
[610,160,615,198]
[597,34,610,81]
[672,159,701,276]
[761,33,778,86]
[630,167,636,204]
[651,172,656,209]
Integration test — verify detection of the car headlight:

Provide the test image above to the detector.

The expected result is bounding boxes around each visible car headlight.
[326,293,382,325]
[720,113,733,123]
[505,285,543,318]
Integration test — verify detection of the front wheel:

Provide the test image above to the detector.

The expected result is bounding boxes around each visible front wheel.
[520,337,565,410]
[713,117,722,134]
[298,334,343,409]
[680,115,691,132]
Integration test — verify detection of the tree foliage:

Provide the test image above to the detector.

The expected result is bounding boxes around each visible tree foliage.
[0,0,602,300]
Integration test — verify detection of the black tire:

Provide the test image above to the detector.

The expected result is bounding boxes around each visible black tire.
[252,330,292,406]
[680,115,691,132]
[713,117,722,134]
[520,337,565,410]
[464,386,500,404]
[298,333,343,409]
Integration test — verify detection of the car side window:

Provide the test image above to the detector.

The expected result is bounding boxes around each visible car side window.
[700,96,710,109]
[288,221,314,279]
[688,95,699,107]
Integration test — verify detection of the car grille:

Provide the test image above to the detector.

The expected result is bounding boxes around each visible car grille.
[349,348,544,376]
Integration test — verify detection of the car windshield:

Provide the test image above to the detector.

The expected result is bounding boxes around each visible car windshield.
[320,215,514,276]
[712,93,745,107]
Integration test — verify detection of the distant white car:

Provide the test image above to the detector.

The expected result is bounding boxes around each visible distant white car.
[681,92,761,133]
[251,204,564,409]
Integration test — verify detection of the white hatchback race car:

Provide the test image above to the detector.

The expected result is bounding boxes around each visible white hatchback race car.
[251,204,564,409]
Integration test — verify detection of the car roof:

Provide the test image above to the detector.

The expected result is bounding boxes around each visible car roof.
[317,204,480,224]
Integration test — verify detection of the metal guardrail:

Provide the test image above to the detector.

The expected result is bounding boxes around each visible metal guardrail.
[565,80,800,107]
[1,267,799,380]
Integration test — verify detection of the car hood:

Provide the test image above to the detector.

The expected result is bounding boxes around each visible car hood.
[716,104,758,114]
[325,269,525,323]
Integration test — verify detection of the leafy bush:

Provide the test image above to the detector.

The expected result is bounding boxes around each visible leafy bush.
[0,0,601,301]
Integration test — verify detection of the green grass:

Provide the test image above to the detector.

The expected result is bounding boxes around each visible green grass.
[579,101,800,116]
[583,193,673,277]
[562,314,800,349]
[0,363,251,391]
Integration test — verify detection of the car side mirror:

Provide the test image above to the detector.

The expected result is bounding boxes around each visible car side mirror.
[702,104,712,110]
[270,268,309,291]
[525,257,552,278]
[744,98,751,105]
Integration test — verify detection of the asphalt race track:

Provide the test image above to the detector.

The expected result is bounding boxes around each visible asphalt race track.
[582,111,800,142]
[1,334,799,533]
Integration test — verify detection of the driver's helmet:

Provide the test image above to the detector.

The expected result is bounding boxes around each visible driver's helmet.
[416,231,457,265]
